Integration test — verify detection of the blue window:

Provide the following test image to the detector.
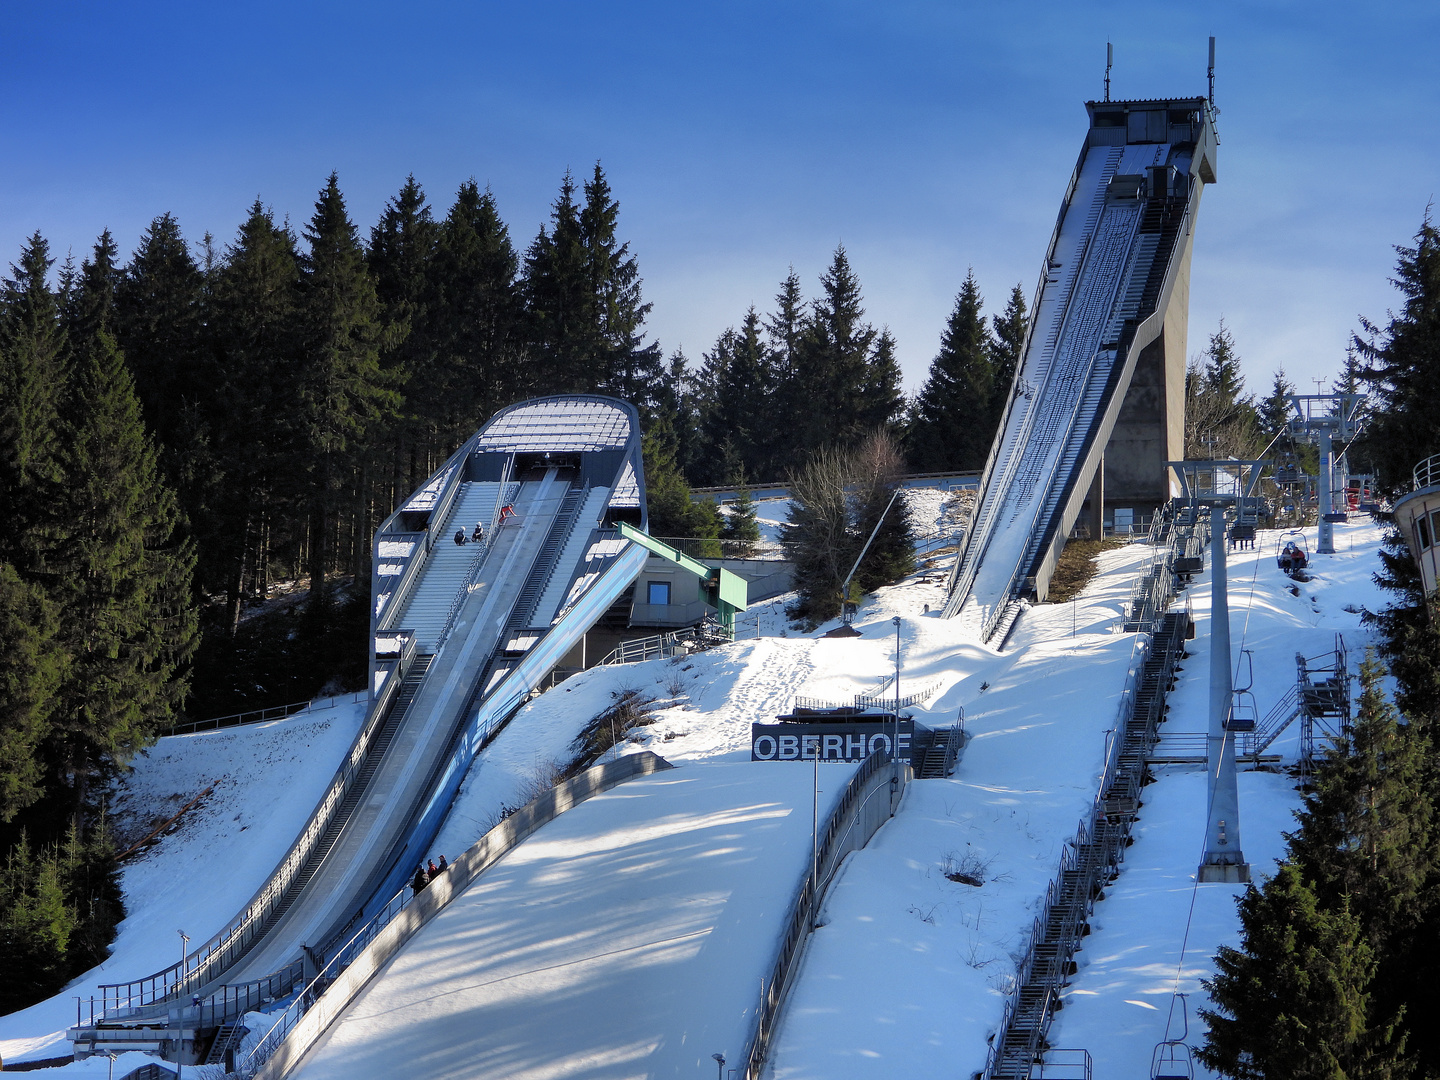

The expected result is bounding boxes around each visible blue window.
[647,581,671,606]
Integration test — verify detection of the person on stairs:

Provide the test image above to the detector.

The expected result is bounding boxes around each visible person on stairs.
[454,528,466,546]
[472,521,484,543]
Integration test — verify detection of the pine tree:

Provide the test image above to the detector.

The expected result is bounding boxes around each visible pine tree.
[46,330,198,808]
[0,234,68,570]
[0,564,63,822]
[297,174,400,610]
[1362,527,1440,724]
[907,271,994,471]
[654,348,701,481]
[1355,212,1440,490]
[1198,863,1406,1080]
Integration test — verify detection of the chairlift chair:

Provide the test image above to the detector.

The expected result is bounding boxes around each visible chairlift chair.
[1275,529,1309,577]
[1151,994,1195,1080]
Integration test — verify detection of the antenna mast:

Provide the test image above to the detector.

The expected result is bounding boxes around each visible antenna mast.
[1208,36,1216,105]
[1105,42,1112,102]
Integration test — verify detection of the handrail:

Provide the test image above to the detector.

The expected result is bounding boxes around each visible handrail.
[1414,453,1440,492]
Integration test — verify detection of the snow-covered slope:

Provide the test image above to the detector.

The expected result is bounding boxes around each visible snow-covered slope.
[0,696,365,1067]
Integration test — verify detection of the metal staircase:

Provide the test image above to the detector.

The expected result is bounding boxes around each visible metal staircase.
[985,611,1188,1079]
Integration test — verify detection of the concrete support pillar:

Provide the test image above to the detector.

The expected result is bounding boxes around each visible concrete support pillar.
[1317,429,1335,554]
[1200,504,1250,883]
[1086,457,1105,540]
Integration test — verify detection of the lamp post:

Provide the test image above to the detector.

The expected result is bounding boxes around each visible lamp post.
[892,617,902,812]
[712,1052,726,1079]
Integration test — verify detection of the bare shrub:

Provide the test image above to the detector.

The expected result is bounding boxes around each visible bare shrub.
[942,847,994,887]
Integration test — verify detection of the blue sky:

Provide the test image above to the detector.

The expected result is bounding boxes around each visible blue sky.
[3,2,1436,399]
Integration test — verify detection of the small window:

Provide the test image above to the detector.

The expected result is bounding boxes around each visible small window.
[1418,514,1432,551]
[647,581,671,606]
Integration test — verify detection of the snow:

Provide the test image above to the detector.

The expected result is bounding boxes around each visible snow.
[0,696,365,1065]
[295,764,849,1080]
[0,512,1397,1079]
[768,519,1388,1078]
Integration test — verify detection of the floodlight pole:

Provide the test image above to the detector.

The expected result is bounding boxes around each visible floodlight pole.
[1199,504,1250,883]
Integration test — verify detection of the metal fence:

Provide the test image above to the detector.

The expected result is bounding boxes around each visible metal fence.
[738,749,909,1079]
[160,692,368,738]
[83,650,420,1023]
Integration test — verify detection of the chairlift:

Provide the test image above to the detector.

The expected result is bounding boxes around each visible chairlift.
[1151,994,1195,1080]
[1275,529,1309,577]
[1226,690,1257,732]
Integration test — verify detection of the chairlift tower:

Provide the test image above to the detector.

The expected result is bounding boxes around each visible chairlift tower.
[1169,460,1263,883]
[1286,394,1365,554]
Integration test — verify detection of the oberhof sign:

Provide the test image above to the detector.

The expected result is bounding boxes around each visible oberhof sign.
[750,720,914,763]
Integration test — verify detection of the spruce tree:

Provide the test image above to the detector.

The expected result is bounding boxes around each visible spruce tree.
[851,430,915,592]
[0,564,63,822]
[47,329,198,808]
[1259,367,1296,440]
[368,176,438,490]
[297,174,400,610]
[1199,863,1406,1079]
[720,480,762,556]
[794,246,876,452]
[698,308,772,484]
[207,202,304,633]
[641,417,720,548]
[858,328,904,434]
[581,164,664,416]
[521,172,592,396]
[764,269,809,475]
[1289,652,1434,945]
[1355,213,1440,490]
[67,230,121,343]
[989,283,1027,434]
[0,234,67,571]
[114,213,206,456]
[782,445,853,626]
[430,181,521,457]
[907,270,994,471]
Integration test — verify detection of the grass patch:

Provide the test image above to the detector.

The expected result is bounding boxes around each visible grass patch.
[1047,537,1125,604]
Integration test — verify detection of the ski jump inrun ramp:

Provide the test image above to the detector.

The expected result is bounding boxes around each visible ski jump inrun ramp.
[945,96,1219,643]
[70,395,652,1062]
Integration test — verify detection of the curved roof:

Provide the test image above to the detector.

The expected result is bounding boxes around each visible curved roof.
[475,396,634,453]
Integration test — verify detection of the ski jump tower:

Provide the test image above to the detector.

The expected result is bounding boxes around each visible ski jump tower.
[945,91,1219,642]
